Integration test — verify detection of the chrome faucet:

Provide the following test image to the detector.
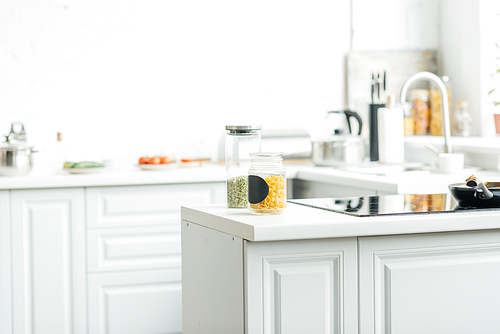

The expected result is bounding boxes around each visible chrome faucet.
[400,72,452,153]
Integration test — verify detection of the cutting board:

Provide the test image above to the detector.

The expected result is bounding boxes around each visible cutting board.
[346,50,438,135]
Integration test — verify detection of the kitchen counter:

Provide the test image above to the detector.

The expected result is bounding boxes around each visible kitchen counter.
[0,164,228,189]
[182,199,500,333]
[0,164,302,190]
[295,165,500,194]
[2,161,500,195]
[181,202,500,242]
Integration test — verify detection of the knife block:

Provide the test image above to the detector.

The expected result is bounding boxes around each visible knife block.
[369,103,385,161]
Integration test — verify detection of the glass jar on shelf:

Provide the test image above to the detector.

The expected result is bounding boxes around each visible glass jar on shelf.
[452,100,471,136]
[409,89,430,135]
[429,76,452,136]
[248,152,286,215]
[225,125,261,208]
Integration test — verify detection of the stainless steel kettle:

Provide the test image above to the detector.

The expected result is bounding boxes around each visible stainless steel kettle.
[0,123,37,176]
[326,110,363,136]
[311,110,367,167]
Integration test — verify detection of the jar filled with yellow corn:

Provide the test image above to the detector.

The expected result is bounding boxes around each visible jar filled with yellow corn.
[248,152,286,215]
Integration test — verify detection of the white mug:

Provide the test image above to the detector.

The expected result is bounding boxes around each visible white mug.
[435,153,464,174]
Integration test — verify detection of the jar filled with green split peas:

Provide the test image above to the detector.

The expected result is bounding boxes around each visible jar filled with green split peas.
[225,125,262,208]
[248,152,286,215]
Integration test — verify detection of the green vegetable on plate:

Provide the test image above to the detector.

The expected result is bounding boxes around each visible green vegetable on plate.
[64,161,104,169]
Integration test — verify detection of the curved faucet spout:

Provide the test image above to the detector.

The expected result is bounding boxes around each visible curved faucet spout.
[400,72,452,153]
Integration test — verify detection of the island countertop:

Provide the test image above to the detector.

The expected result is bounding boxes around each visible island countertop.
[181,203,500,242]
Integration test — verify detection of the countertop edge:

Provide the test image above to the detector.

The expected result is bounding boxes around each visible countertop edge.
[182,203,500,242]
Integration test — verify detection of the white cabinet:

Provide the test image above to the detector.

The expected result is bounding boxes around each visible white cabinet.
[245,238,358,334]
[87,269,182,334]
[358,230,500,334]
[0,181,224,334]
[0,190,12,334]
[87,183,224,334]
[10,188,87,334]
[182,221,358,334]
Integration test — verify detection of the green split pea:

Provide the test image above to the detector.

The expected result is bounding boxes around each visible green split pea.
[227,175,248,208]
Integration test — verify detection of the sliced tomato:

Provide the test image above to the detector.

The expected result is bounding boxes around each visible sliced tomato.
[138,157,150,165]
[149,156,161,164]
[160,156,172,164]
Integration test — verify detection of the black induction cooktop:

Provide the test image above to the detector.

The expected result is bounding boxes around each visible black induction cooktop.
[289,194,500,217]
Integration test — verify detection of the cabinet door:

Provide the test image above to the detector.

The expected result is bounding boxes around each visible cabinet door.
[87,225,180,272]
[87,270,181,334]
[86,183,225,227]
[245,237,358,334]
[11,188,86,334]
[359,230,500,334]
[0,190,11,334]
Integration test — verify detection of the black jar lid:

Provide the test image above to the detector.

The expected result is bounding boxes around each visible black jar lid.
[225,125,262,132]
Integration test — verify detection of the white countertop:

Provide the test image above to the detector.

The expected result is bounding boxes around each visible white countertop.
[296,166,500,194]
[1,161,499,193]
[181,203,500,242]
[0,164,229,189]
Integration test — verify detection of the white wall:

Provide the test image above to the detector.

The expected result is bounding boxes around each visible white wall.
[352,0,440,51]
[0,0,442,167]
[440,0,500,137]
[0,0,351,165]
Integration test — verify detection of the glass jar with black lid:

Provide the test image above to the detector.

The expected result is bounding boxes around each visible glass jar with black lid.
[225,125,261,208]
[248,152,286,215]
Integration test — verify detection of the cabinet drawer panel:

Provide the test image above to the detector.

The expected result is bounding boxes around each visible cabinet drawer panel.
[88,226,180,272]
[11,188,87,334]
[86,183,223,227]
[359,231,500,334]
[88,270,181,334]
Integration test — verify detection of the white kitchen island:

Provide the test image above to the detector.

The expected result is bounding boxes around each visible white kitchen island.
[181,203,500,334]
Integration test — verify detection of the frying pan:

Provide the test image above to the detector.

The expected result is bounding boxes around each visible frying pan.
[449,182,500,208]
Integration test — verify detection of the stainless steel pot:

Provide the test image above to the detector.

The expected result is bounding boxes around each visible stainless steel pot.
[312,136,367,167]
[0,123,37,176]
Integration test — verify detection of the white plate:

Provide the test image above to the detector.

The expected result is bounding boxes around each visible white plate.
[64,167,106,174]
[137,163,179,171]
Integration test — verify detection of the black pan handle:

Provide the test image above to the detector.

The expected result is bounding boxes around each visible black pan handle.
[473,183,494,200]
[466,179,494,200]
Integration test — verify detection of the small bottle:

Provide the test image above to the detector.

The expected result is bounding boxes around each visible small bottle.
[225,125,262,208]
[52,132,68,170]
[248,152,286,215]
[452,101,471,136]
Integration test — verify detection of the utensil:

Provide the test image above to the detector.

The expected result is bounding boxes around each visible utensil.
[0,123,37,176]
[376,72,381,104]
[383,71,386,94]
[449,182,500,208]
[371,73,375,104]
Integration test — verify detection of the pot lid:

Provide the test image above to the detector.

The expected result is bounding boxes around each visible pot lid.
[225,125,262,132]
[0,135,32,151]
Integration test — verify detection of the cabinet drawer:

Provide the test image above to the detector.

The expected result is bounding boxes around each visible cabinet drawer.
[87,226,180,272]
[88,269,181,334]
[86,183,224,227]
